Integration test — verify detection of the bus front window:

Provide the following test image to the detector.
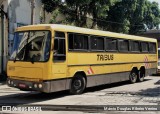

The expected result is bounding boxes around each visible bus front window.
[10,31,51,62]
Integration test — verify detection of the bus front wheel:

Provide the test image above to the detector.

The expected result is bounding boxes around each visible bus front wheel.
[129,70,138,83]
[70,74,86,95]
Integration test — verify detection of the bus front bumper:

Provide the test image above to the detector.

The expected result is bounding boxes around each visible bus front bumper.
[7,78,51,93]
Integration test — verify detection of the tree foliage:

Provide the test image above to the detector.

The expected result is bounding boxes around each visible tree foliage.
[41,0,160,34]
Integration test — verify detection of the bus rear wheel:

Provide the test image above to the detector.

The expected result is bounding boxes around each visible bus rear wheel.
[129,70,138,83]
[138,70,145,82]
[70,74,86,95]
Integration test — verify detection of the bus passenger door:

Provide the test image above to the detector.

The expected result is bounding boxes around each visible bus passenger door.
[51,31,67,91]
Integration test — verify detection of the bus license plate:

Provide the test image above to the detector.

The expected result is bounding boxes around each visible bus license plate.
[19,83,26,88]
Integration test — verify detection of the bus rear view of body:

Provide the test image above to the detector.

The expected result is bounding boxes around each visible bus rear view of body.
[7,24,158,94]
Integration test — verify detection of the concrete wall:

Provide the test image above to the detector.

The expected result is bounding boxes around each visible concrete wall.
[0,0,8,74]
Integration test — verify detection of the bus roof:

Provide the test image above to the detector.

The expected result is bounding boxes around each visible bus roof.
[16,24,157,42]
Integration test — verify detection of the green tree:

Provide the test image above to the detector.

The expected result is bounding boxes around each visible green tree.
[104,0,137,33]
[129,0,147,34]
[61,0,91,27]
[60,0,116,28]
[42,0,160,34]
[106,0,160,34]
[87,0,116,28]
[41,0,61,12]
[41,0,117,28]
[143,1,160,29]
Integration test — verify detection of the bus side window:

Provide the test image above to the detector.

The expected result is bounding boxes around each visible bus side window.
[118,39,129,52]
[130,41,140,52]
[141,42,149,52]
[106,38,117,51]
[68,33,89,51]
[90,36,104,51]
[149,43,156,53]
[53,32,66,61]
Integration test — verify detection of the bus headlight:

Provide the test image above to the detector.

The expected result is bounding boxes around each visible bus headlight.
[8,80,10,85]
[38,84,42,88]
[11,81,13,85]
[34,84,38,88]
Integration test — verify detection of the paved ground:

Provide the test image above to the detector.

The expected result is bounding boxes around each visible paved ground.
[0,76,159,114]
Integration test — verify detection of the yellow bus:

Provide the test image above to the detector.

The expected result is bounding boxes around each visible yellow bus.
[7,24,157,94]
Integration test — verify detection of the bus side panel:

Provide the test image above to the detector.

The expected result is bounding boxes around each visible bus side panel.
[67,65,130,88]
[67,53,157,88]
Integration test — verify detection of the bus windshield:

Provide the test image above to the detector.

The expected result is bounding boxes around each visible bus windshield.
[10,31,51,62]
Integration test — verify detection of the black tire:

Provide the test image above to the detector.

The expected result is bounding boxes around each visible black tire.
[129,70,138,83]
[137,70,145,82]
[70,74,86,95]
